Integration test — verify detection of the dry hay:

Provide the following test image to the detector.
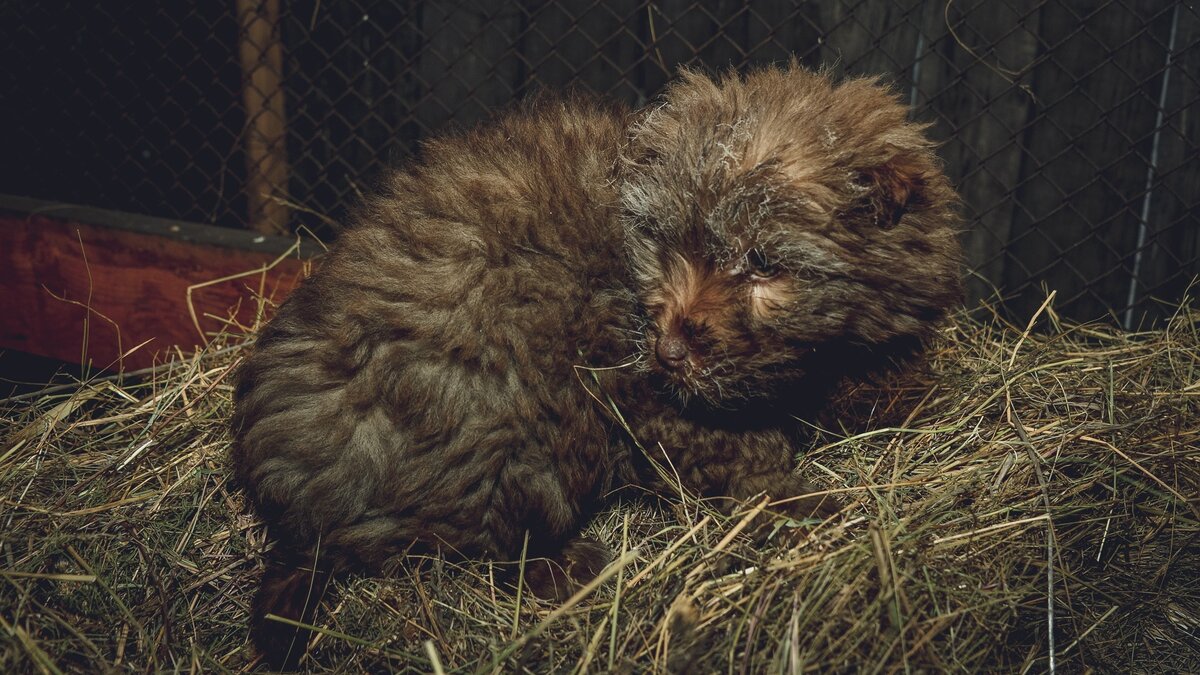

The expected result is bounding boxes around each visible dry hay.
[1,297,1198,673]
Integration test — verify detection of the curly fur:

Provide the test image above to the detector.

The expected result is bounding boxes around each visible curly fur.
[621,66,962,408]
[231,64,962,667]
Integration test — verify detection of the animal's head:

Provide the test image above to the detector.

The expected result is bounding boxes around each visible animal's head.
[620,64,963,407]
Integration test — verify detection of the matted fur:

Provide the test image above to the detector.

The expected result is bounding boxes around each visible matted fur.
[621,66,962,407]
[232,95,634,666]
[231,63,962,667]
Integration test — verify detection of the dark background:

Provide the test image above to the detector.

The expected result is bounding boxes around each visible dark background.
[2,0,1197,325]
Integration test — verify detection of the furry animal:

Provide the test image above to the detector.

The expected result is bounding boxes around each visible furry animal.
[615,66,962,501]
[231,64,962,668]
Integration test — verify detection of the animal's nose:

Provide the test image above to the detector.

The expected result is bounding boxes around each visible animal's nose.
[655,334,690,370]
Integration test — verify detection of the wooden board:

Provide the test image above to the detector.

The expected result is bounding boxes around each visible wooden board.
[1001,0,1186,322]
[0,197,318,372]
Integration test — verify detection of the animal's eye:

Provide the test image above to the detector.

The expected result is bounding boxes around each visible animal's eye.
[746,249,779,280]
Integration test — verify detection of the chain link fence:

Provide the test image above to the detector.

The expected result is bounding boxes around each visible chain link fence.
[3,1,1197,325]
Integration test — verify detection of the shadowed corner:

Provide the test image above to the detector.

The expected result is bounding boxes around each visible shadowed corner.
[250,553,336,670]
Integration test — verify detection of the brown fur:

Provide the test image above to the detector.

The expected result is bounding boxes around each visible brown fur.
[231,64,962,667]
[614,66,961,515]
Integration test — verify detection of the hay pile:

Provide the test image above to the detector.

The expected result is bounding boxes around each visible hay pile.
[2,299,1198,673]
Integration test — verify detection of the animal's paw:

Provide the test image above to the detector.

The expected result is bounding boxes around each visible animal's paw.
[522,536,613,603]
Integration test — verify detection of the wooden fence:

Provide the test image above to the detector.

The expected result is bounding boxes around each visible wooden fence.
[2,0,1196,324]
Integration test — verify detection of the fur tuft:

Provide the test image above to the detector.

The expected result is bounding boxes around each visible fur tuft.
[250,552,336,670]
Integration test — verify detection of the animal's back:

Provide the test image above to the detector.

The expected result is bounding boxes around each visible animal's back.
[232,96,632,569]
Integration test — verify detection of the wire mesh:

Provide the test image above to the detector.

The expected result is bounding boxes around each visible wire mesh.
[2,0,1197,324]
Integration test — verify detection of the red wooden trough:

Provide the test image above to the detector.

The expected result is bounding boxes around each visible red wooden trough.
[0,195,318,372]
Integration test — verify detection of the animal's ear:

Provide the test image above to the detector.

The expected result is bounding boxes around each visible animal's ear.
[623,104,672,167]
[845,156,930,229]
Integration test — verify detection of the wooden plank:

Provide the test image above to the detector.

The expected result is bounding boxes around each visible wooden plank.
[914,0,1041,311]
[635,0,757,93]
[0,201,315,372]
[1134,4,1200,325]
[1003,0,1182,321]
[517,0,647,103]
[283,0,426,234]
[415,2,524,133]
[813,0,926,78]
[744,1,824,69]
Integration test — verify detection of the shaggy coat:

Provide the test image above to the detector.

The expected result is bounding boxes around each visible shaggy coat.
[231,64,962,667]
[617,66,962,500]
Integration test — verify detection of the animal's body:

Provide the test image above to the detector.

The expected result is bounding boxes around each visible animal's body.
[231,64,962,667]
